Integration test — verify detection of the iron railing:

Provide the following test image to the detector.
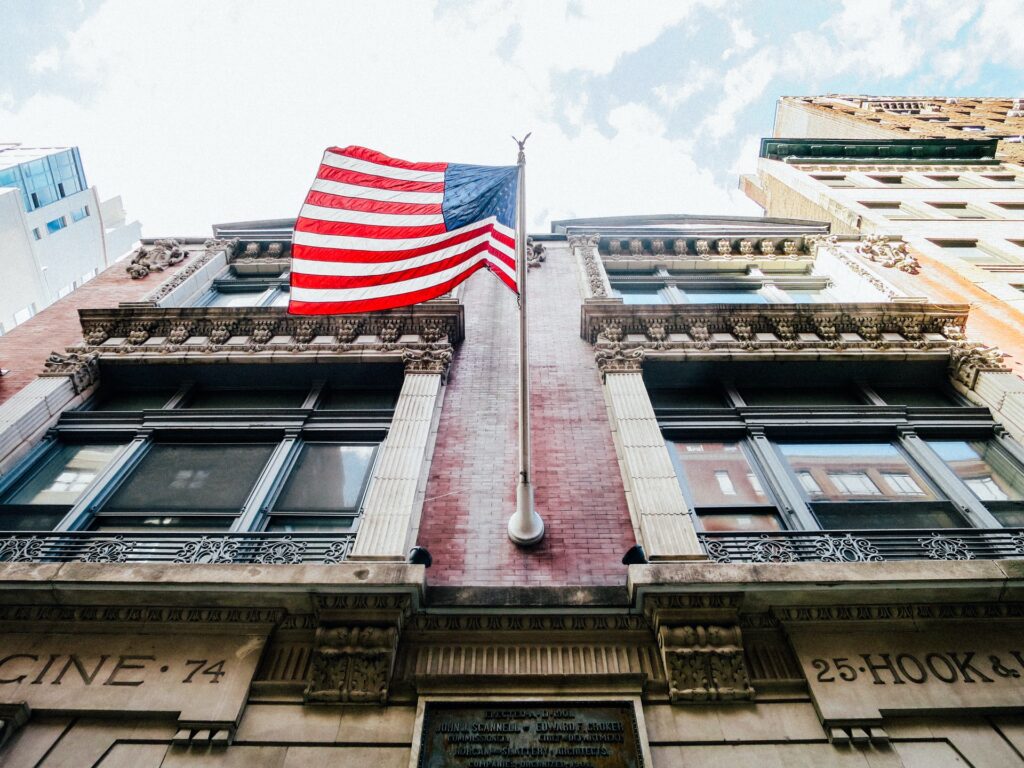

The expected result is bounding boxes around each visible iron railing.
[698,528,1024,563]
[0,531,356,565]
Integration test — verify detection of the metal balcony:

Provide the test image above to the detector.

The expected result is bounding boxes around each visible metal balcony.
[698,528,1024,563]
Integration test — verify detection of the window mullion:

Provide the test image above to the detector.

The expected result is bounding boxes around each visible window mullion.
[897,428,1001,528]
[231,434,303,532]
[55,434,151,531]
[745,428,818,530]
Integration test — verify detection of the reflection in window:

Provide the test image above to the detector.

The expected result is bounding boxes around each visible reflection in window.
[2,444,122,506]
[674,442,768,508]
[96,444,276,530]
[779,443,938,502]
[268,444,376,531]
[929,440,1024,502]
[883,472,925,496]
[611,285,664,305]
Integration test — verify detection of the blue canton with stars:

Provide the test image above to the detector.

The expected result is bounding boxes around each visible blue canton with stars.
[441,163,518,232]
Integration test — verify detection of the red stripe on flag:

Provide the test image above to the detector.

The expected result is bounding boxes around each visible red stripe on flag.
[295,217,447,240]
[288,262,491,315]
[316,165,444,193]
[291,243,491,289]
[292,222,499,263]
[304,190,441,216]
[329,146,447,173]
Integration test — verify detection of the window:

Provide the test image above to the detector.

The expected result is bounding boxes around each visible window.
[31,227,42,241]
[12,305,35,325]
[70,205,89,222]
[740,387,863,406]
[611,285,665,305]
[812,174,855,188]
[267,444,377,531]
[46,216,67,234]
[672,441,781,532]
[874,386,960,407]
[682,289,767,304]
[869,175,915,187]
[93,444,276,531]
[928,203,991,220]
[609,274,829,307]
[924,174,980,188]
[928,440,1024,525]
[196,266,290,308]
[0,444,124,530]
[882,473,925,496]
[994,203,1024,212]
[859,201,915,219]
[982,174,1020,185]
[928,239,1015,265]
[1,367,399,536]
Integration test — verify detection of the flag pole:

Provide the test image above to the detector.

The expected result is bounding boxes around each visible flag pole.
[508,134,544,546]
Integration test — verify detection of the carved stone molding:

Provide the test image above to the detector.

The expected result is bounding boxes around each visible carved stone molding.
[402,344,453,378]
[0,604,284,626]
[601,236,812,261]
[126,239,186,279]
[303,624,400,705]
[659,624,755,703]
[949,342,1010,388]
[40,350,99,393]
[773,602,1024,624]
[0,702,30,749]
[146,238,239,302]
[526,237,546,269]
[595,345,645,375]
[856,234,921,274]
[568,233,606,298]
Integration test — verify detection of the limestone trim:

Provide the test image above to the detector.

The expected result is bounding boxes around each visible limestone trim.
[351,373,444,560]
[40,351,99,394]
[304,624,400,705]
[568,233,608,299]
[125,239,187,279]
[0,376,78,471]
[659,624,755,703]
[603,372,703,560]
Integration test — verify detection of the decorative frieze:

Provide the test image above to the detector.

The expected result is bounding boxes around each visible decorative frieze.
[599,236,811,260]
[659,624,755,703]
[304,624,400,705]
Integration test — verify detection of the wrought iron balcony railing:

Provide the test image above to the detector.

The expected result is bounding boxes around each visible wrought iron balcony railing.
[0,531,355,565]
[699,528,1024,564]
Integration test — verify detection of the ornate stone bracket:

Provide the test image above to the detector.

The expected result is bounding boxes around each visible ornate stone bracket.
[402,344,453,379]
[949,342,1011,389]
[595,344,645,375]
[304,624,400,705]
[659,625,755,703]
[40,351,99,394]
[0,702,30,749]
[526,238,546,270]
[855,234,921,274]
[569,233,607,298]
[126,239,186,279]
[145,238,239,303]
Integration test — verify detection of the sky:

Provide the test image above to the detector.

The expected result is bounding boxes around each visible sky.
[1,0,1022,237]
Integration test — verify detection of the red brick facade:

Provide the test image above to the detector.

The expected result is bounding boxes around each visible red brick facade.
[417,247,636,587]
[0,255,192,404]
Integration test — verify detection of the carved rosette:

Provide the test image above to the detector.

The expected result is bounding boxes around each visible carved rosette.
[304,625,399,705]
[41,351,100,393]
[659,625,755,703]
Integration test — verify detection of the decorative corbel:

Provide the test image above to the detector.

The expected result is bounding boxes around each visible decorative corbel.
[40,350,100,394]
[304,624,400,705]
[659,624,755,703]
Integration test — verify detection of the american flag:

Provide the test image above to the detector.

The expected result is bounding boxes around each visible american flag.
[288,146,518,314]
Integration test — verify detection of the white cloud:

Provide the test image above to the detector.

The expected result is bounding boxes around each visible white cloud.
[29,47,62,74]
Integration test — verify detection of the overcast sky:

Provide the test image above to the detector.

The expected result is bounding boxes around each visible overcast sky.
[2,0,1022,236]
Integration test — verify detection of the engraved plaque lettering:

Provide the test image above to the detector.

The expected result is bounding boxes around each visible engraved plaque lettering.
[419,702,644,768]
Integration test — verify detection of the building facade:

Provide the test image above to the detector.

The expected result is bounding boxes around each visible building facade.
[0,144,142,335]
[0,208,1021,763]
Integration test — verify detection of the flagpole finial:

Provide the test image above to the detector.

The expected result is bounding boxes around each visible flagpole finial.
[512,132,532,164]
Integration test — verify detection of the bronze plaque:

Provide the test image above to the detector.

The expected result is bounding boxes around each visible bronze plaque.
[418,702,644,768]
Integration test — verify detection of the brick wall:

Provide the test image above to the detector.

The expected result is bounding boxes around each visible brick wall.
[417,245,635,587]
[0,253,191,404]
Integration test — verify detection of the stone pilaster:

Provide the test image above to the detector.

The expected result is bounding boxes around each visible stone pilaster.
[603,371,704,559]
[350,372,444,560]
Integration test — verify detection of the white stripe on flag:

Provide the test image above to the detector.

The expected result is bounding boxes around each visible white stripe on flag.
[291,252,501,303]
[294,216,503,252]
[299,203,444,227]
[321,151,445,183]
[293,232,496,276]
[309,178,443,205]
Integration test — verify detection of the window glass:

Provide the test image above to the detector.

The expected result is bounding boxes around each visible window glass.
[874,387,958,407]
[674,442,767,507]
[185,389,308,409]
[611,285,665,305]
[273,444,376,513]
[648,388,726,409]
[782,289,832,303]
[741,388,864,406]
[697,512,783,532]
[683,290,766,304]
[266,516,357,533]
[812,174,854,188]
[93,389,176,411]
[813,502,966,530]
[779,443,939,502]
[319,388,397,410]
[46,216,67,234]
[207,290,267,308]
[268,289,290,307]
[2,444,122,506]
[101,444,275,515]
[929,440,1024,502]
